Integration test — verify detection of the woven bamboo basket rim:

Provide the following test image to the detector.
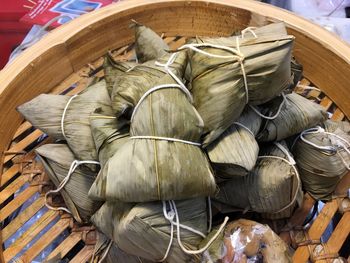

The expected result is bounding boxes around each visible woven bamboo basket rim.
[0,0,349,262]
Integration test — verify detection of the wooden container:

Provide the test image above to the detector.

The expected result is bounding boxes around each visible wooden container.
[0,0,349,262]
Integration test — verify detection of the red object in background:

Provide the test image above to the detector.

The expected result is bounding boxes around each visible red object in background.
[20,0,113,27]
[0,0,32,69]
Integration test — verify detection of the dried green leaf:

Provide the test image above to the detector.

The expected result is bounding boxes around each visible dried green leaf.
[35,144,102,223]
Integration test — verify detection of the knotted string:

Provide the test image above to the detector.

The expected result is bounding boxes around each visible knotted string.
[160,200,228,261]
[297,126,350,169]
[45,160,100,214]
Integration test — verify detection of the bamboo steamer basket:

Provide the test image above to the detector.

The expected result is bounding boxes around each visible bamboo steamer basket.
[0,0,349,262]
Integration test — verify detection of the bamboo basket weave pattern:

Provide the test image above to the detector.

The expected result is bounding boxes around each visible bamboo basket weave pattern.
[0,1,350,262]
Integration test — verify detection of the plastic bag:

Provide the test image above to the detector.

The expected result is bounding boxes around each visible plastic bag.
[201,219,292,263]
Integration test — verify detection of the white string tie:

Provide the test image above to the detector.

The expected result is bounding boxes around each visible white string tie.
[61,94,78,140]
[299,126,350,169]
[249,93,287,120]
[159,201,176,262]
[171,200,229,255]
[241,27,258,39]
[160,199,223,260]
[45,160,100,214]
[274,142,296,165]
[300,127,338,153]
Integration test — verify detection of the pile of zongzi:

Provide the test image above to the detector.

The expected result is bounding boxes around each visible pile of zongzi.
[16,21,349,262]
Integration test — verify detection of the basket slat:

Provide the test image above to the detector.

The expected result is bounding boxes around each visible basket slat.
[70,245,94,263]
[45,232,83,261]
[332,108,345,121]
[3,210,58,262]
[18,217,71,263]
[320,97,333,111]
[2,197,45,242]
[0,185,38,221]
[292,199,339,262]
[4,130,44,164]
[314,212,350,263]
[13,122,33,141]
[1,164,20,187]
[0,174,28,204]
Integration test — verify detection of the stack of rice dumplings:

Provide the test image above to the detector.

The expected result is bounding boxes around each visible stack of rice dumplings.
[16,20,346,263]
[91,72,216,202]
[186,22,294,145]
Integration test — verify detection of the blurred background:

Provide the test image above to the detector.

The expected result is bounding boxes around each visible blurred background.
[1,0,350,69]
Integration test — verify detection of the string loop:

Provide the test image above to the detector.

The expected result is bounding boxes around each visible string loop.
[160,200,228,260]
[298,126,350,169]
[249,93,287,120]
[45,160,100,214]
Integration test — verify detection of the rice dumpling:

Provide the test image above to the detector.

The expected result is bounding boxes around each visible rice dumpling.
[293,125,350,201]
[35,144,102,223]
[89,106,129,168]
[92,198,207,263]
[90,74,216,202]
[111,51,187,118]
[257,92,327,142]
[214,142,302,219]
[18,81,112,164]
[91,231,152,263]
[17,94,69,140]
[131,20,169,63]
[182,22,294,145]
[103,53,137,95]
[207,106,261,178]
[201,219,292,263]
